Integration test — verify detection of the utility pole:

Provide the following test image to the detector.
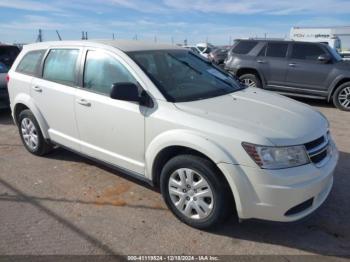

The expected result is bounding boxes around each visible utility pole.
[36,29,43,42]
[56,30,62,41]
[154,35,157,43]
[82,31,88,40]
[171,36,174,45]
[113,33,115,40]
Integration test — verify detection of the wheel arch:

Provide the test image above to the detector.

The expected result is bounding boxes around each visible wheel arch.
[12,94,50,139]
[328,77,350,102]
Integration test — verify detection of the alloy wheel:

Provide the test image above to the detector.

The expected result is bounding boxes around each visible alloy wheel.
[338,86,350,109]
[21,118,39,151]
[242,78,257,87]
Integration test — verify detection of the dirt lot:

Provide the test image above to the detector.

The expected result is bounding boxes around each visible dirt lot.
[0,98,349,258]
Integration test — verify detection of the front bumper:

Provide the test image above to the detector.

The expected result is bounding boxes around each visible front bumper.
[218,142,339,222]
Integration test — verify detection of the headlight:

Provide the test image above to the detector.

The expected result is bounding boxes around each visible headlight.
[242,143,310,169]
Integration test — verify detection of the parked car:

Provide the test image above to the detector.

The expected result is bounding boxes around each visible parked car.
[184,43,215,59]
[208,46,230,65]
[0,45,20,109]
[225,39,350,111]
[8,40,338,229]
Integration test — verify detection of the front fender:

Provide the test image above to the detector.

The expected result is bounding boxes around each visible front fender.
[12,94,50,139]
[145,129,237,180]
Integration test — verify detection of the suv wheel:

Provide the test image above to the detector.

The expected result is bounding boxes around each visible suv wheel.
[160,155,233,229]
[333,83,350,111]
[18,109,52,156]
[239,73,262,88]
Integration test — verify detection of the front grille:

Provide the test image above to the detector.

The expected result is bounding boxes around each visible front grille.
[304,136,325,151]
[304,134,329,166]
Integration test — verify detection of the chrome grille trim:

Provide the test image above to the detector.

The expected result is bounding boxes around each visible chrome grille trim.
[305,133,330,167]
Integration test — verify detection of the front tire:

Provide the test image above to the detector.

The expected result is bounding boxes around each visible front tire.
[160,155,233,229]
[18,109,52,156]
[333,83,350,111]
[239,73,262,88]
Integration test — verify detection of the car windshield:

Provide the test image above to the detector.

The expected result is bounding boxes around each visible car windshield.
[0,46,20,68]
[128,50,242,102]
[326,45,342,62]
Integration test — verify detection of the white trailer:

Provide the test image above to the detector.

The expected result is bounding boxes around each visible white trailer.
[290,27,342,52]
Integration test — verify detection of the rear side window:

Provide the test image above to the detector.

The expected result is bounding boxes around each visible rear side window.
[83,50,137,95]
[291,44,326,61]
[266,43,288,58]
[16,50,46,76]
[232,41,258,54]
[43,49,79,85]
[0,62,8,73]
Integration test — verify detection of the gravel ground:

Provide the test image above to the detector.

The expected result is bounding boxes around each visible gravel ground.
[0,98,349,259]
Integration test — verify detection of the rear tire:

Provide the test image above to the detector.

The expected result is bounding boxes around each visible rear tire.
[18,109,52,156]
[239,73,262,88]
[333,82,350,111]
[160,155,234,229]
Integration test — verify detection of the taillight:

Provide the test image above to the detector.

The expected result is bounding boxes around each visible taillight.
[5,74,10,84]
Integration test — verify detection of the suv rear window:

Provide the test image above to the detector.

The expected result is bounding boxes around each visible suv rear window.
[16,50,46,76]
[266,43,288,58]
[232,41,258,55]
[291,43,326,61]
[0,46,20,69]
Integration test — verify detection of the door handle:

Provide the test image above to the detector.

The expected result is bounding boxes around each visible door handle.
[257,60,265,64]
[76,98,91,107]
[32,86,42,92]
[289,63,296,67]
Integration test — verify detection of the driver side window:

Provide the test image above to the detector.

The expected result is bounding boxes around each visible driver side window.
[83,50,137,95]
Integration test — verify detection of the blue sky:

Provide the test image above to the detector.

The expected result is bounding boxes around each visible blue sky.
[0,0,350,45]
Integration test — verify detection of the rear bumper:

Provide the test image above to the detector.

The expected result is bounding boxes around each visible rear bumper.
[218,141,339,222]
[0,87,10,109]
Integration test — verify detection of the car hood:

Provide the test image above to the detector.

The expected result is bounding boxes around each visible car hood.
[174,88,328,146]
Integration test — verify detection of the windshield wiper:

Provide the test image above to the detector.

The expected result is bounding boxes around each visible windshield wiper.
[167,53,202,75]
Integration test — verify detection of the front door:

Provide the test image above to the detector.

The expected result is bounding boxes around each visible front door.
[285,43,332,94]
[74,50,145,175]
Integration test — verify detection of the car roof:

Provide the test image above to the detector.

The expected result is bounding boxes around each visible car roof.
[23,40,183,52]
[235,39,321,45]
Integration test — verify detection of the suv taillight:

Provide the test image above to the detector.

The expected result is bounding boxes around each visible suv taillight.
[5,74,10,84]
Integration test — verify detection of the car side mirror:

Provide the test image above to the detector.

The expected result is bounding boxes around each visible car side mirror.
[110,82,140,102]
[318,54,331,63]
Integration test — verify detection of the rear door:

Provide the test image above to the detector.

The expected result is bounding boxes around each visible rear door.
[285,43,332,94]
[31,48,82,151]
[256,42,289,87]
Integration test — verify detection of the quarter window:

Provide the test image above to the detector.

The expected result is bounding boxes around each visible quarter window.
[266,43,288,58]
[16,50,46,76]
[232,41,258,55]
[291,44,326,61]
[43,49,79,85]
[83,51,137,95]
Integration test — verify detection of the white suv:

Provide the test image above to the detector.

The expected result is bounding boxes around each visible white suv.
[8,40,339,229]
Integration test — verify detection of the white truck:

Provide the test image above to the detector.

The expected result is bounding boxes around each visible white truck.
[290,27,342,52]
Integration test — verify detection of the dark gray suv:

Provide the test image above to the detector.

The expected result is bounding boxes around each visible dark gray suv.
[225,39,350,111]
